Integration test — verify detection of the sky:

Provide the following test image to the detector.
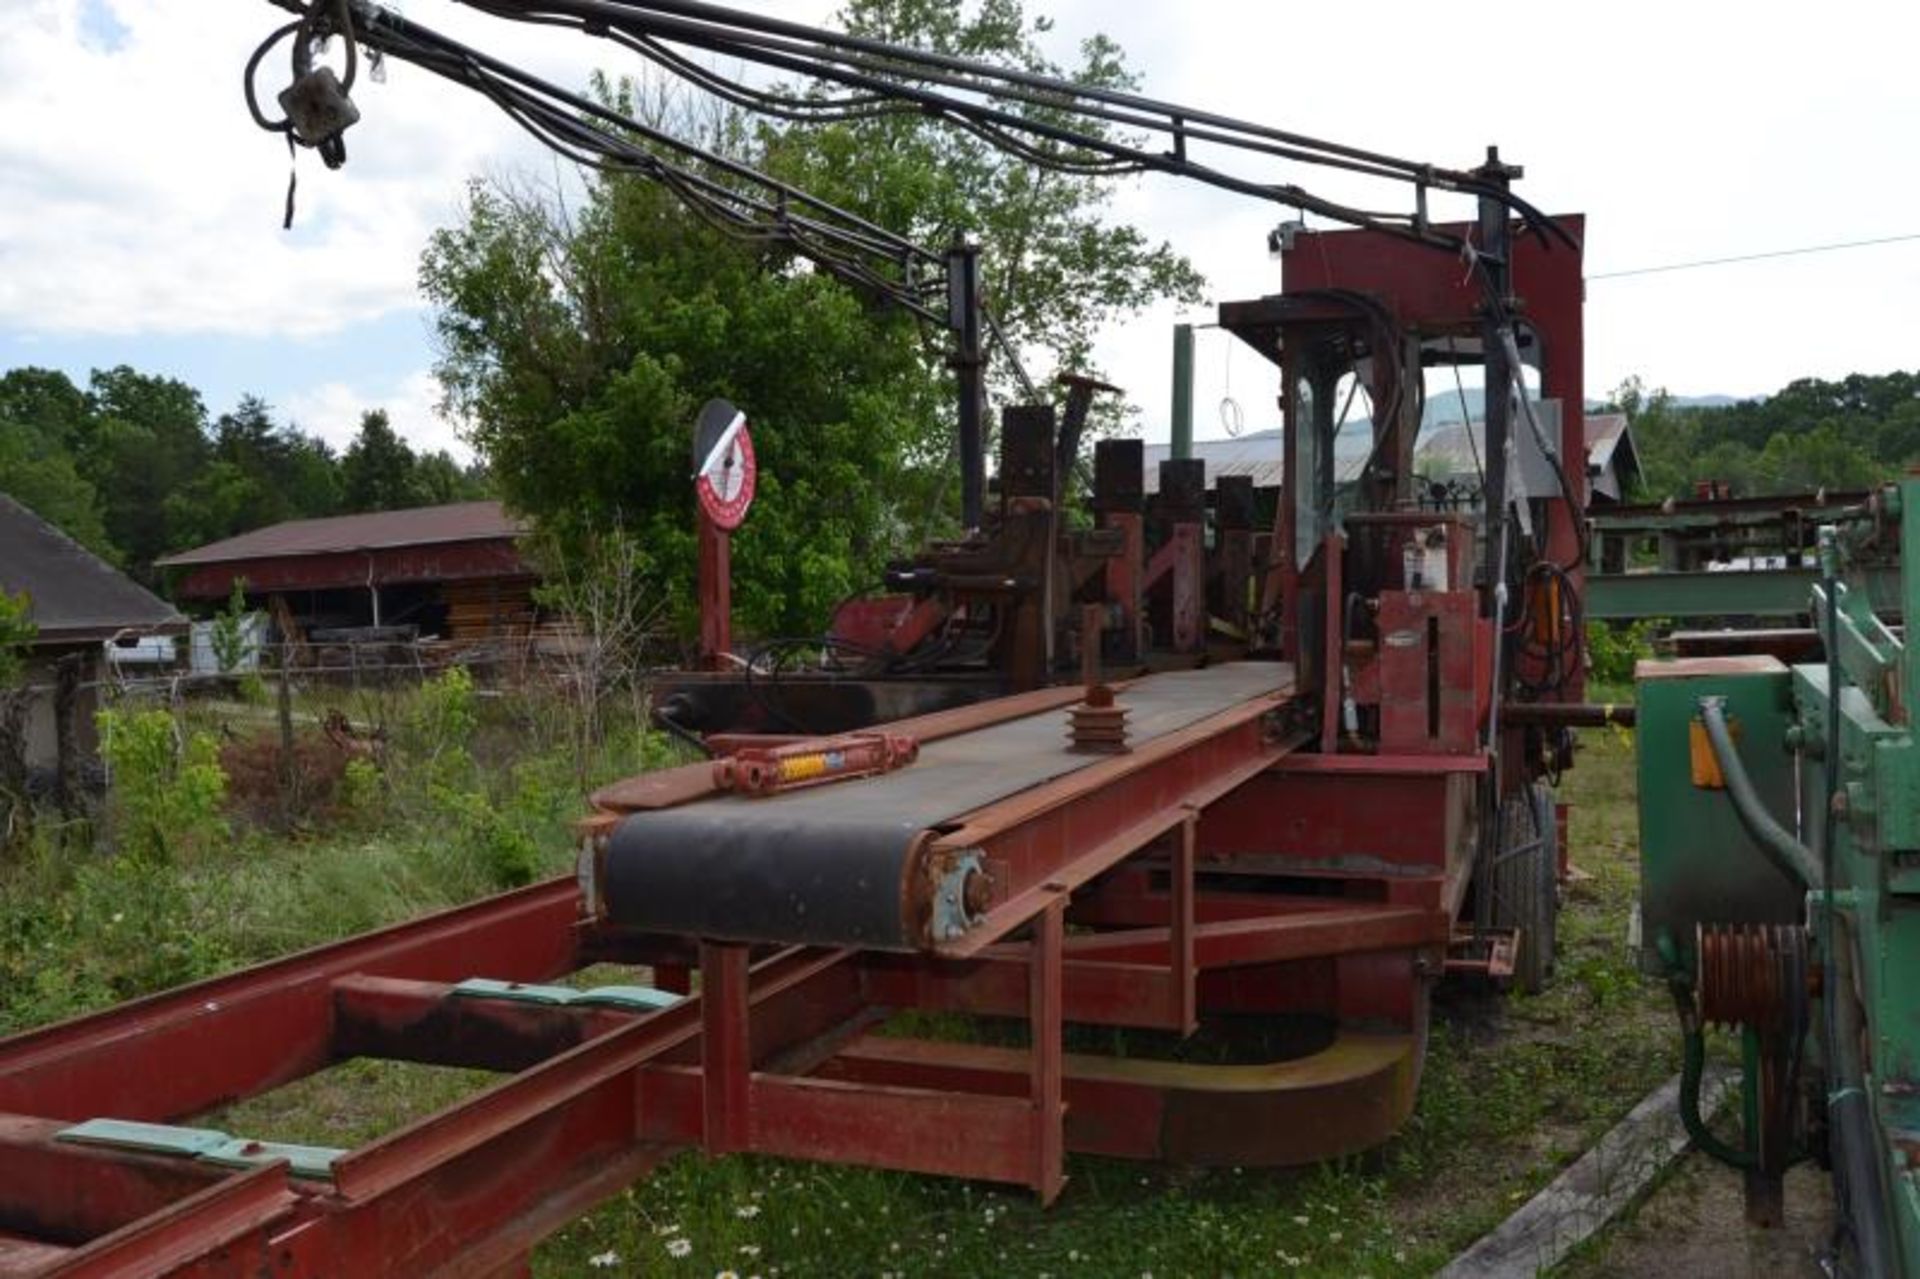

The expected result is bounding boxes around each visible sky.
[3,0,1917,465]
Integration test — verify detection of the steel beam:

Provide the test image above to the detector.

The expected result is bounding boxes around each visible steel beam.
[1586,566,1904,620]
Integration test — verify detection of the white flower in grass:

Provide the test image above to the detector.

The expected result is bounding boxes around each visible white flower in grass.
[587,1252,620,1269]
[666,1237,693,1259]
[657,1223,683,1236]
[738,1244,761,1258]
[735,1204,761,1220]
[715,1271,739,1279]
[1291,1215,1309,1226]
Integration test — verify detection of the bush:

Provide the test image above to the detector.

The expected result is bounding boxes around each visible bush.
[1585,619,1660,687]
[96,707,227,863]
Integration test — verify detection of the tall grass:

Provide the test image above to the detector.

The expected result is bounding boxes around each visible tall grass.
[0,667,681,1033]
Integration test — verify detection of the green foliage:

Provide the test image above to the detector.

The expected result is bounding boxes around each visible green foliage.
[1585,618,1660,687]
[95,707,228,863]
[210,578,252,674]
[339,756,385,823]
[420,1,1204,638]
[339,409,489,511]
[1613,369,1919,501]
[0,365,492,582]
[0,589,35,688]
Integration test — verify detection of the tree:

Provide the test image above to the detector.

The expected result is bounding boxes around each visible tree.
[1603,370,1918,501]
[420,0,1203,637]
[766,0,1206,388]
[81,367,211,579]
[0,368,115,559]
[340,410,427,512]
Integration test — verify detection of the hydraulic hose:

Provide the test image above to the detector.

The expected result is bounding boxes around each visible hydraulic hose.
[1670,981,1755,1169]
[1697,696,1824,890]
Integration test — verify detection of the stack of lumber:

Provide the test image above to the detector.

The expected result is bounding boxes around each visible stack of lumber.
[443,579,536,642]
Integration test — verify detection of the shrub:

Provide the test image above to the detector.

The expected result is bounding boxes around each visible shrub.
[96,707,228,863]
[1585,619,1660,687]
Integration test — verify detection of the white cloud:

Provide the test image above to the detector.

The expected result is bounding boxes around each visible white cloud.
[0,0,617,339]
[1,0,1915,439]
[283,368,468,461]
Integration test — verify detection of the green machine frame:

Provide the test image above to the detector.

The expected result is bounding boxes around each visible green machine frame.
[1636,475,1918,1275]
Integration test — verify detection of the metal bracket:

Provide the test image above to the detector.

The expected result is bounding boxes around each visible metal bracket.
[57,1118,344,1181]
[449,977,681,1012]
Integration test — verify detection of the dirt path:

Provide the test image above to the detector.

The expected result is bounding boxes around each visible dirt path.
[1557,1155,1833,1277]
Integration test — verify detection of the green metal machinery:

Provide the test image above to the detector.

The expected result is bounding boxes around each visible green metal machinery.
[1636,475,1918,1275]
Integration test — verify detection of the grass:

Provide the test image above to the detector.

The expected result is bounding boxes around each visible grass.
[0,684,1683,1278]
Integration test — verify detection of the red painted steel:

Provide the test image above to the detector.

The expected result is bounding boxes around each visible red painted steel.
[697,512,732,668]
[171,542,530,600]
[700,943,752,1154]
[1030,901,1066,1204]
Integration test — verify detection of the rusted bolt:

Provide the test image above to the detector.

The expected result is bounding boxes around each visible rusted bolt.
[963,867,993,916]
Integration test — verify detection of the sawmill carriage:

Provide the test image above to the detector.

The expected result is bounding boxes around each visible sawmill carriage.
[0,3,1604,1273]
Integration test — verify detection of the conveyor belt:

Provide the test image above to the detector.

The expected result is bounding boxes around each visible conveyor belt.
[602,664,1286,948]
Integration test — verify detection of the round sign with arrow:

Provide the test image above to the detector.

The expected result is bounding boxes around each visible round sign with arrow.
[691,398,756,530]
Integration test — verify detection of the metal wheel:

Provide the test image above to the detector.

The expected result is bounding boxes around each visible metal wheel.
[1491,781,1559,993]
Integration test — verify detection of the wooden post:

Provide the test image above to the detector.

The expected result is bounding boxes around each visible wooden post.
[52,652,81,821]
[278,643,296,828]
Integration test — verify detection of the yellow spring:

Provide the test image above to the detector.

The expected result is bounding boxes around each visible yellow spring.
[778,753,831,783]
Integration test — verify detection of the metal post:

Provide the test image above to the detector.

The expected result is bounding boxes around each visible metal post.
[700,940,751,1155]
[1171,323,1195,460]
[1029,899,1065,1204]
[697,512,731,670]
[947,240,987,530]
[1475,146,1520,603]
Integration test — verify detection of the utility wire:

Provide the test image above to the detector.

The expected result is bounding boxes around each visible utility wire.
[1589,232,1920,280]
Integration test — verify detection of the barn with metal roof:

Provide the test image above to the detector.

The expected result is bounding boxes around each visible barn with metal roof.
[157,501,537,643]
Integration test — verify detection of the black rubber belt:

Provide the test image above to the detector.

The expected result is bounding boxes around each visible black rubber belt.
[602,663,1284,949]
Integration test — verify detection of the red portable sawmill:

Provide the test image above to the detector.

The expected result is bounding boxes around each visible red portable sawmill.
[0,2,1605,1274]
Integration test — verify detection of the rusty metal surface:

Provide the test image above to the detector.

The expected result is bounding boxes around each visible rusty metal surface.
[1696,922,1808,1034]
[156,501,524,567]
[824,1025,1420,1166]
[589,681,1101,814]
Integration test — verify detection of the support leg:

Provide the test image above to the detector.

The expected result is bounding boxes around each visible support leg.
[1173,815,1198,1036]
[1030,900,1066,1204]
[701,941,751,1155]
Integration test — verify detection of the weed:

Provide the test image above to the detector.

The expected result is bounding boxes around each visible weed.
[95,706,227,863]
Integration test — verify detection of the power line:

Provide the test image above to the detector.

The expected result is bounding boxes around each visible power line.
[1588,232,1920,280]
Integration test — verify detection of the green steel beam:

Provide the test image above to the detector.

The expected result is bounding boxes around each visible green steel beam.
[1170,323,1194,460]
[1587,566,1905,621]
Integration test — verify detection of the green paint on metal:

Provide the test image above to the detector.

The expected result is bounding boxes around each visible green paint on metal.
[57,1118,230,1159]
[1634,658,1802,978]
[201,1136,343,1180]
[451,977,679,1011]
[1171,323,1194,461]
[574,985,681,1011]
[451,978,582,1006]
[1587,566,1905,621]
[57,1119,343,1181]
[1636,480,1920,1273]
